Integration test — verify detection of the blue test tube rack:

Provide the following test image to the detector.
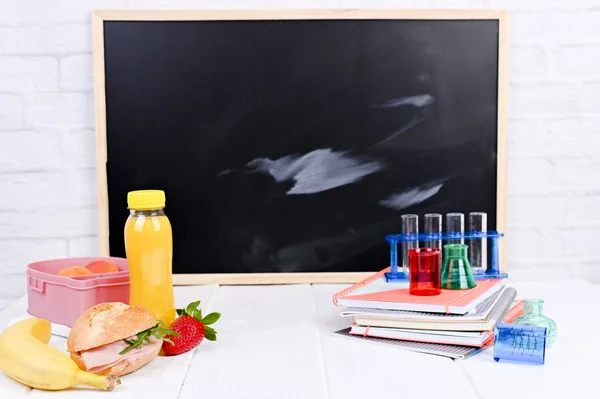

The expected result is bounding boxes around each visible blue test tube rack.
[384,230,507,283]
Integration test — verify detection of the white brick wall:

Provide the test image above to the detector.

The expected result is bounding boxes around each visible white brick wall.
[0,94,24,129]
[0,57,59,91]
[1,0,599,310]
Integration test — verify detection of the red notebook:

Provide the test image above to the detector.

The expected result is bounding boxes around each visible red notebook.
[333,267,507,315]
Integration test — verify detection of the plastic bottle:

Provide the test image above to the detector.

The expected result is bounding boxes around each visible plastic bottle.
[124,190,176,327]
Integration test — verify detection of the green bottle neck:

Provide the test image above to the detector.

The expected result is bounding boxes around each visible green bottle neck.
[523,299,544,317]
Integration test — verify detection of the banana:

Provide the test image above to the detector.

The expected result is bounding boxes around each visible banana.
[0,318,121,391]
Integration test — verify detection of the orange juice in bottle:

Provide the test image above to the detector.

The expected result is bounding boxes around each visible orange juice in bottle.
[124,189,176,327]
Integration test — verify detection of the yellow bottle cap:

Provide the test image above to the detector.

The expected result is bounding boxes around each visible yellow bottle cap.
[127,190,166,210]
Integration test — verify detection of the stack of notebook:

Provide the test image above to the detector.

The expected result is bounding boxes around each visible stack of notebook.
[333,267,523,359]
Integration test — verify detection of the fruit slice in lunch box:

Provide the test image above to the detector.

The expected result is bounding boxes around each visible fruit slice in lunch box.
[57,266,93,277]
[57,261,120,278]
[85,260,120,274]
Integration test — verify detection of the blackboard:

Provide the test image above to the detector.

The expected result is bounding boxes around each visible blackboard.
[92,10,508,284]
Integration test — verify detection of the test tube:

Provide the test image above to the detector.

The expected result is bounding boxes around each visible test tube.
[401,214,418,274]
[424,213,442,267]
[424,213,442,249]
[468,212,487,272]
[446,213,464,244]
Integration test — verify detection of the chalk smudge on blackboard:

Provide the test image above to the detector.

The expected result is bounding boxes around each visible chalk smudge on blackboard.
[371,112,428,148]
[243,148,384,195]
[378,181,444,211]
[373,94,435,108]
[216,169,234,176]
[272,219,396,273]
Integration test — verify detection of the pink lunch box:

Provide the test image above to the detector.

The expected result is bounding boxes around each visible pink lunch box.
[27,256,130,328]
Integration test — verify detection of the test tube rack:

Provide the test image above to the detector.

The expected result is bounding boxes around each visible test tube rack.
[384,230,507,283]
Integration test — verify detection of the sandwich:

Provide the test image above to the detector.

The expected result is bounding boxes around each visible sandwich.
[67,302,173,377]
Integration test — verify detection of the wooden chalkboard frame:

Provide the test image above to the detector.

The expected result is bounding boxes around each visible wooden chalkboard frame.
[92,9,509,285]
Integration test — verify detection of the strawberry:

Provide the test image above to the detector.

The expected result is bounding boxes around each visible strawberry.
[162,301,220,356]
[162,316,205,355]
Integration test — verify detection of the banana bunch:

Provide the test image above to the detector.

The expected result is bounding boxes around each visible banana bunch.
[0,318,121,391]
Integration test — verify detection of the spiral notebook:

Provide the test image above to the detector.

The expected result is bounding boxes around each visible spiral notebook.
[334,328,485,360]
[341,288,505,319]
[349,325,494,347]
[335,296,524,359]
[333,267,507,314]
[350,287,520,332]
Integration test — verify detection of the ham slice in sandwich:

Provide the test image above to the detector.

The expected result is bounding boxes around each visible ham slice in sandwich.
[67,302,164,377]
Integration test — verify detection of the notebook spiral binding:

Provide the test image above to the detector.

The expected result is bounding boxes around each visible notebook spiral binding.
[502,300,524,323]
[332,267,390,305]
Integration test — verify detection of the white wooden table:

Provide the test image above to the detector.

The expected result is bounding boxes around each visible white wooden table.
[1,279,598,399]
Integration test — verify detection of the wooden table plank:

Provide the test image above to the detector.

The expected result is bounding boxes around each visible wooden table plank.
[457,279,600,399]
[0,371,31,399]
[518,279,600,366]
[178,285,329,399]
[17,285,218,399]
[0,297,33,398]
[0,296,28,331]
[311,284,479,399]
[1,279,598,398]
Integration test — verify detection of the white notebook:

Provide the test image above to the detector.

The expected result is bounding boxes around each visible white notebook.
[349,325,492,347]
[348,288,519,332]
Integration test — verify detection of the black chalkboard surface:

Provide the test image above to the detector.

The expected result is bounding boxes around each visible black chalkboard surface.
[93,10,508,284]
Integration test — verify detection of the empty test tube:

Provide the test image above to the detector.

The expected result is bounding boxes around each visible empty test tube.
[424,213,442,267]
[401,214,419,274]
[446,213,464,244]
[468,212,487,271]
[424,213,442,250]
